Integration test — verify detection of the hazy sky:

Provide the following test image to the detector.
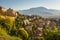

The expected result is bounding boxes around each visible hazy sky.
[0,0,60,10]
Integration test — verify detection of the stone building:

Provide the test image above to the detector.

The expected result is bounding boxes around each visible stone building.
[6,8,17,17]
[0,6,6,15]
[0,6,18,17]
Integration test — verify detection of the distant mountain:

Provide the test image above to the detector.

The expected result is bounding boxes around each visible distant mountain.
[19,7,60,17]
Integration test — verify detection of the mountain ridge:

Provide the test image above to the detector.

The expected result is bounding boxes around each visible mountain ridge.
[18,7,60,17]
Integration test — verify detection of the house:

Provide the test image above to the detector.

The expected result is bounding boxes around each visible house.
[24,19,31,25]
[25,24,33,30]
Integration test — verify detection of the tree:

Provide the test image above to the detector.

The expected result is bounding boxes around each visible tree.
[15,16,23,27]
[17,28,29,40]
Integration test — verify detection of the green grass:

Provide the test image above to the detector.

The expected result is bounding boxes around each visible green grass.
[0,34,22,40]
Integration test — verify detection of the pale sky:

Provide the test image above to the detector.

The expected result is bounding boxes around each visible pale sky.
[0,0,60,10]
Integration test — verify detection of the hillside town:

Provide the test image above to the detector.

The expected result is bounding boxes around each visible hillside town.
[0,6,60,40]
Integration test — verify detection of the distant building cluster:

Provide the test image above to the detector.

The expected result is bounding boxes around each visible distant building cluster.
[0,6,17,17]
